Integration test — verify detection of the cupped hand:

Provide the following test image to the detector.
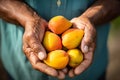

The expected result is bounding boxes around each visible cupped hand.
[22,16,66,79]
[68,16,96,77]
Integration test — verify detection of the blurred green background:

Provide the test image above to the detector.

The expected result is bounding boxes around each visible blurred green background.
[107,16,120,80]
[109,16,120,33]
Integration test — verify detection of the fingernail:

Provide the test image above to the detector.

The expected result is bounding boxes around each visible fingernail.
[84,45,88,53]
[38,52,45,60]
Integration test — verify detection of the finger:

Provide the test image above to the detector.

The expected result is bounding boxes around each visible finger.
[35,62,58,77]
[23,43,41,65]
[74,42,95,75]
[57,71,65,80]
[25,35,47,60]
[70,18,85,30]
[61,67,68,74]
[37,43,47,60]
[23,44,58,77]
[68,69,75,78]
[81,26,96,53]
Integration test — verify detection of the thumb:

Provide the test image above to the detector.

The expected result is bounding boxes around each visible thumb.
[27,36,47,60]
[37,43,47,60]
[81,26,96,53]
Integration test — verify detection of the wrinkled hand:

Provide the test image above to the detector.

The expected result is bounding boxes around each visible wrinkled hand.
[22,17,66,79]
[68,16,96,77]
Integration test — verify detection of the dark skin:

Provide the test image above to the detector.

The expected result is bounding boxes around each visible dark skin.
[0,0,120,79]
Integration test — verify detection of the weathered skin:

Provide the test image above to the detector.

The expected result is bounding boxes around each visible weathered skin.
[0,0,120,79]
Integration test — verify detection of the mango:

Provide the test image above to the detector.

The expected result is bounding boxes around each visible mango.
[44,50,69,69]
[43,16,85,69]
[62,28,84,49]
[43,31,62,52]
[67,49,83,67]
[48,15,72,34]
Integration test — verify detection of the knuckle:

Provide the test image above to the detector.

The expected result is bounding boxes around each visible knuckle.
[22,45,28,54]
[24,32,33,40]
[90,27,96,34]
[23,47,32,56]
[31,43,40,52]
[32,43,39,49]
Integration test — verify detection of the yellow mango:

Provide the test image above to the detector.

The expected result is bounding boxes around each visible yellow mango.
[44,50,69,69]
[48,15,72,34]
[43,31,62,52]
[67,49,83,67]
[62,28,84,49]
